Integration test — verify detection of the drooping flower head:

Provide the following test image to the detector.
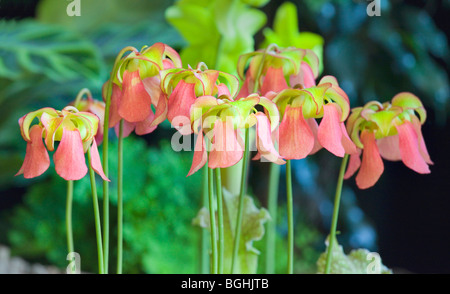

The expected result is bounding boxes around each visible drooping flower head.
[271,76,356,160]
[106,42,182,137]
[160,62,240,135]
[344,92,432,189]
[16,106,109,181]
[72,93,105,144]
[186,87,283,176]
[237,45,320,97]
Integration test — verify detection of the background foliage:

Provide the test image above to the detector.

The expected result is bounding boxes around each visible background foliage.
[0,0,449,273]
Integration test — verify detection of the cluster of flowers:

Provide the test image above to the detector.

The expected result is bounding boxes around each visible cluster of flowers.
[16,43,432,188]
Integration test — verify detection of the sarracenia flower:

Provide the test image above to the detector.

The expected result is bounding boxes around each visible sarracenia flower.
[72,94,105,144]
[106,42,182,137]
[237,45,320,97]
[16,107,109,181]
[272,76,356,160]
[160,62,239,135]
[344,92,432,189]
[187,90,283,176]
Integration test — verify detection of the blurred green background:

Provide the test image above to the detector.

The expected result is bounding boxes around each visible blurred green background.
[0,0,449,273]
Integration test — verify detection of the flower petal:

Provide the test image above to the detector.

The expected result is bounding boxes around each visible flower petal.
[306,118,322,155]
[114,120,136,138]
[118,70,152,122]
[301,61,316,88]
[411,115,433,165]
[254,113,284,164]
[108,83,123,128]
[395,121,430,174]
[340,122,357,155]
[187,130,207,176]
[16,125,50,178]
[355,131,384,189]
[278,106,314,160]
[344,148,362,179]
[167,80,196,124]
[318,103,345,157]
[53,129,88,181]
[377,134,401,161]
[135,109,157,136]
[208,119,243,169]
[261,66,288,96]
[89,139,110,181]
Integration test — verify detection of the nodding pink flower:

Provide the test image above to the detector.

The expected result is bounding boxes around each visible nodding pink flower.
[16,107,109,181]
[237,45,320,97]
[72,95,105,144]
[105,42,182,138]
[159,62,239,135]
[344,92,432,189]
[271,76,356,160]
[187,91,282,176]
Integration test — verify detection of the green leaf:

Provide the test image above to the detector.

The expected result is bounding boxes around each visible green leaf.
[193,188,270,274]
[166,0,267,75]
[316,237,392,274]
[261,2,324,73]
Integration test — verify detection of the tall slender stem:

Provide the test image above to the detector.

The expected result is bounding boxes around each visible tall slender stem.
[215,168,224,274]
[286,160,294,274]
[231,127,250,274]
[102,46,137,273]
[325,154,349,274]
[66,180,74,273]
[117,120,124,274]
[265,163,280,274]
[87,149,104,274]
[200,165,209,274]
[208,166,218,274]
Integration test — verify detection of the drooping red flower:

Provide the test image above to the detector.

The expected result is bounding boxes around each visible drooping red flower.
[344,93,432,189]
[16,107,109,181]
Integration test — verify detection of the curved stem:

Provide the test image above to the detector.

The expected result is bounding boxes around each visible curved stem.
[87,149,104,274]
[286,160,294,274]
[231,127,250,274]
[200,165,209,274]
[117,120,124,274]
[208,166,218,274]
[102,46,137,273]
[74,88,93,105]
[215,168,224,274]
[324,154,349,274]
[265,163,280,274]
[66,180,74,273]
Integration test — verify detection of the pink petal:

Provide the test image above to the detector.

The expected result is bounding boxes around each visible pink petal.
[301,62,316,88]
[16,125,50,178]
[278,106,314,160]
[53,129,88,181]
[208,120,243,169]
[89,139,110,181]
[150,93,168,128]
[217,83,231,97]
[318,103,345,157]
[142,75,162,106]
[344,148,362,179]
[396,121,430,174]
[261,67,288,96]
[355,131,384,189]
[377,135,401,161]
[135,108,157,136]
[167,80,196,124]
[254,113,285,164]
[118,70,152,122]
[108,83,123,128]
[187,130,207,176]
[340,122,357,155]
[411,115,433,164]
[306,118,322,155]
[236,72,253,99]
[114,120,136,138]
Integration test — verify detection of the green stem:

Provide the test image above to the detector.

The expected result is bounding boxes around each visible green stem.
[200,165,209,274]
[265,163,280,274]
[87,149,104,274]
[286,160,293,274]
[66,180,74,273]
[324,154,349,274]
[208,166,218,274]
[215,168,224,274]
[117,120,124,274]
[231,127,250,274]
[102,46,137,273]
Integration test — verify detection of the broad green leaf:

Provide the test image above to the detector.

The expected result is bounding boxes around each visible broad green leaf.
[261,2,324,73]
[193,188,270,274]
[316,237,392,274]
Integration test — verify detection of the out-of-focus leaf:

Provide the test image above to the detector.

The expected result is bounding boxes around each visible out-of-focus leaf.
[166,0,267,75]
[261,2,324,73]
[193,188,270,274]
[316,237,392,274]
